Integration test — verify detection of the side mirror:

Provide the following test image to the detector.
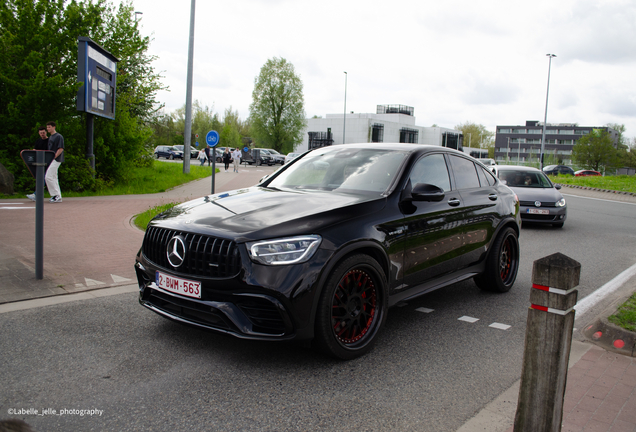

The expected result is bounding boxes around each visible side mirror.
[554,184,562,190]
[411,183,445,202]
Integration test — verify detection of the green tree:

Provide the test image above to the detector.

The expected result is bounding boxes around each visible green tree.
[249,57,306,154]
[0,0,163,192]
[159,101,222,149]
[572,130,619,171]
[454,122,494,149]
[618,138,636,169]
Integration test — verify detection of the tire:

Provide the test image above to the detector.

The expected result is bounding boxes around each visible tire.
[154,153,159,159]
[169,154,174,160]
[553,222,564,228]
[314,254,387,360]
[474,227,519,293]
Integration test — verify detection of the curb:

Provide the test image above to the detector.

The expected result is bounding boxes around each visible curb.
[558,183,636,196]
[582,317,636,357]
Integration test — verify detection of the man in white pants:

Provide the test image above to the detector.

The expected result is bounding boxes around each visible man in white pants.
[45,121,64,203]
[232,147,242,173]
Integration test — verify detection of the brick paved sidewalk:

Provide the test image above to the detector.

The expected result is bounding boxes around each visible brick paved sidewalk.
[559,347,636,432]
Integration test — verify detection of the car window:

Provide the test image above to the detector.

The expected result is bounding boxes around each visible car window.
[449,155,480,190]
[268,148,407,194]
[408,153,451,192]
[477,165,497,187]
[498,170,552,188]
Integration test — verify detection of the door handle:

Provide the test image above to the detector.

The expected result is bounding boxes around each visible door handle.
[488,194,498,201]
[448,198,461,207]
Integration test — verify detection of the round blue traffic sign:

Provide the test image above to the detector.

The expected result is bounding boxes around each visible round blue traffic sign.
[206,130,219,147]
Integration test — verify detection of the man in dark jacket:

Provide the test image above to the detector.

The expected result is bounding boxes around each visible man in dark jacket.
[26,126,49,201]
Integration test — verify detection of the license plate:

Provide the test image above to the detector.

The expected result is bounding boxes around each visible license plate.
[527,208,549,215]
[155,271,201,299]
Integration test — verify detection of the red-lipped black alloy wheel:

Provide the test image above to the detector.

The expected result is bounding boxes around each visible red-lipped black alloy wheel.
[331,269,377,345]
[499,236,514,283]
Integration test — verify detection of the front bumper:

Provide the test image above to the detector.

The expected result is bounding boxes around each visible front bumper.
[134,248,330,341]
[519,205,567,224]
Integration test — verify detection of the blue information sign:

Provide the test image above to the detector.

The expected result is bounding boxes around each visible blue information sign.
[206,130,220,147]
[76,37,119,120]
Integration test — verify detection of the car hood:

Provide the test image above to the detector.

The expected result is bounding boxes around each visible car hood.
[507,186,564,203]
[149,186,385,242]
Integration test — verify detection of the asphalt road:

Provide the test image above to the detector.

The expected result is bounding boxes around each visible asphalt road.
[1,193,635,432]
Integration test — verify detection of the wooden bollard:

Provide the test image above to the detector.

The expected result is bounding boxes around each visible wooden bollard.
[514,252,581,432]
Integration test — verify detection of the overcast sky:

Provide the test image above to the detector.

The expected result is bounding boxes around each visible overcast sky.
[125,0,636,141]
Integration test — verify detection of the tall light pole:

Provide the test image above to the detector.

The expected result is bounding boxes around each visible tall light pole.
[343,72,347,144]
[134,11,143,21]
[540,54,556,171]
[183,0,196,174]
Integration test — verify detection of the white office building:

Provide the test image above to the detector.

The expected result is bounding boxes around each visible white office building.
[298,105,464,153]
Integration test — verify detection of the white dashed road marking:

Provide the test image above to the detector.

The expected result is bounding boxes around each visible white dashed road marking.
[416,307,434,313]
[458,316,480,323]
[489,323,512,330]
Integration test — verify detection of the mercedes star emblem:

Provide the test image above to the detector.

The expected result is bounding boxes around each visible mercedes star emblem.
[167,236,186,268]
[534,201,542,207]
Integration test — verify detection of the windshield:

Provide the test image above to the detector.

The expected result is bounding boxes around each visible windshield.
[267,147,407,194]
[498,170,553,188]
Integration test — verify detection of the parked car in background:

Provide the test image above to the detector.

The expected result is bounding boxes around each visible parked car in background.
[174,145,199,159]
[284,152,301,164]
[542,165,575,176]
[154,146,183,160]
[477,158,496,166]
[492,165,567,228]
[575,169,601,177]
[211,147,227,163]
[258,148,285,165]
[246,149,273,166]
[135,143,521,360]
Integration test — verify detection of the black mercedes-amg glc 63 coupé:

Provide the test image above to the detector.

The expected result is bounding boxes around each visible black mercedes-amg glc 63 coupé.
[135,144,521,359]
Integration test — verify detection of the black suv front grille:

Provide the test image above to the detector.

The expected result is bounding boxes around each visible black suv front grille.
[143,226,241,278]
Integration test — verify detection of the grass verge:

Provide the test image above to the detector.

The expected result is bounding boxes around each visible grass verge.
[551,174,636,193]
[608,293,636,332]
[133,202,179,231]
[1,160,215,199]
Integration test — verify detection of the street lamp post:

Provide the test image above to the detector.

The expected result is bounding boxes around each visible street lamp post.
[540,54,556,171]
[183,0,196,174]
[343,72,347,144]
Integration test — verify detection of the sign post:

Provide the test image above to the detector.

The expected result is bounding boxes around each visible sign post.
[20,150,56,280]
[206,130,220,194]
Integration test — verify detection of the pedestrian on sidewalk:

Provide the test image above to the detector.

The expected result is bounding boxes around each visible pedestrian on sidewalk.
[198,147,208,166]
[45,121,64,203]
[232,147,241,173]
[222,147,231,172]
[204,146,211,166]
[26,126,49,201]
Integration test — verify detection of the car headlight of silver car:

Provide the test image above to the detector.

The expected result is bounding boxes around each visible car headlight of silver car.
[556,198,566,207]
[247,235,322,265]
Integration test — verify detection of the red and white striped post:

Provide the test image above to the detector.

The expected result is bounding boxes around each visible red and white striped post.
[514,252,581,432]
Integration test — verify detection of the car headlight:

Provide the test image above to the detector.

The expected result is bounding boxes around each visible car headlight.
[247,235,322,265]
[556,198,566,207]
